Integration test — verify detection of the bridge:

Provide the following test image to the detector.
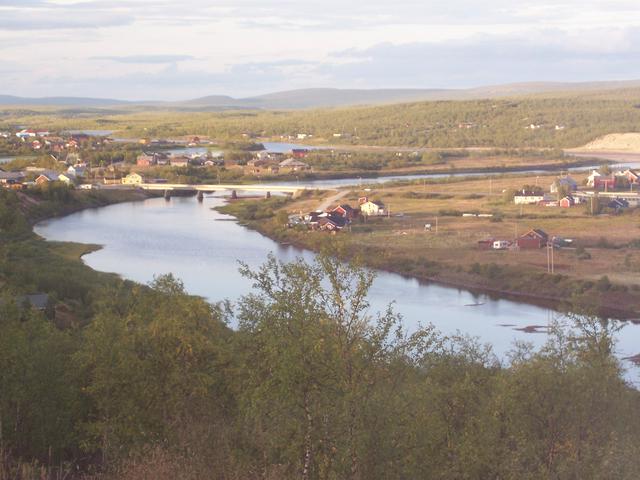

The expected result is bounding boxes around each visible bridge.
[138,183,305,195]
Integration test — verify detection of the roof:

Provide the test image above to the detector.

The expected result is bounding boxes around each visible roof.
[521,229,548,240]
[279,158,309,167]
[37,170,60,181]
[0,171,25,181]
[16,293,49,310]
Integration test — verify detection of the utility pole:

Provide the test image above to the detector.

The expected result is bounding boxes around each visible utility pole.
[489,178,493,195]
[435,216,438,234]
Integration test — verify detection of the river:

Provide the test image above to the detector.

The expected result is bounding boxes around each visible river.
[34,194,640,383]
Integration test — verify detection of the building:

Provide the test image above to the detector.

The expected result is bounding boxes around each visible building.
[245,159,279,175]
[57,173,74,185]
[137,153,157,167]
[169,155,189,167]
[67,165,87,178]
[513,190,545,205]
[559,196,575,208]
[279,158,310,172]
[318,214,347,231]
[516,229,549,249]
[35,170,61,184]
[291,148,310,159]
[360,200,385,216]
[122,173,144,185]
[550,176,578,193]
[0,171,25,186]
[331,204,357,220]
[593,177,616,191]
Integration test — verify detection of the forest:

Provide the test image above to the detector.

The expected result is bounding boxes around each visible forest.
[2,189,640,479]
[3,87,640,149]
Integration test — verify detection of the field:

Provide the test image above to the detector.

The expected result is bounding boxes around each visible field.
[224,171,640,316]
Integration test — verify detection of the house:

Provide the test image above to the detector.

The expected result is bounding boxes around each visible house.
[57,173,74,185]
[204,158,225,167]
[16,130,32,139]
[122,172,144,185]
[615,169,640,184]
[318,214,347,231]
[516,229,549,249]
[291,148,309,159]
[245,159,279,175]
[593,176,616,191]
[513,190,545,205]
[279,158,310,172]
[15,293,49,311]
[550,176,578,193]
[137,153,157,167]
[0,171,25,185]
[67,165,87,178]
[559,196,575,208]
[331,204,357,220]
[169,155,190,167]
[35,170,61,184]
[360,200,385,216]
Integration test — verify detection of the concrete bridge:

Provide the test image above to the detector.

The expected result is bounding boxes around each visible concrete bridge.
[138,183,305,194]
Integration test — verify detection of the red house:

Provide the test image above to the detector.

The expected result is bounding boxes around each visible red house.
[559,196,575,208]
[291,149,309,159]
[331,204,357,220]
[516,229,549,249]
[593,176,616,191]
[137,153,156,167]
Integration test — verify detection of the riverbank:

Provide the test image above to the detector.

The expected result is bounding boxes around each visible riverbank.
[218,196,640,320]
[21,188,157,225]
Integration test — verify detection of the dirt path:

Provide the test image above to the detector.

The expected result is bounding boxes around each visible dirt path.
[317,190,349,211]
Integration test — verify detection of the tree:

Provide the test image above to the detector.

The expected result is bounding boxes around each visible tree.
[235,253,431,480]
[76,275,232,461]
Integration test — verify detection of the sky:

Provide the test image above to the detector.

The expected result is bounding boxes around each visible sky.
[1,0,640,100]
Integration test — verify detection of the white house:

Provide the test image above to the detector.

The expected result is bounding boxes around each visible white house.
[513,193,545,205]
[67,165,87,178]
[360,200,385,216]
[587,170,602,187]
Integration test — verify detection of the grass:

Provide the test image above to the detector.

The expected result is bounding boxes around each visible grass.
[220,171,640,317]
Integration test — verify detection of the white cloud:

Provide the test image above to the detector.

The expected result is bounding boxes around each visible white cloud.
[0,0,640,99]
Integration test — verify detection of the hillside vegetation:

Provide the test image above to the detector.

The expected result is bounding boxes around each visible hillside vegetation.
[3,88,640,149]
[2,190,640,479]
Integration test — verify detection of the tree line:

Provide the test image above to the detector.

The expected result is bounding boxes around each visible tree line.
[1,190,640,479]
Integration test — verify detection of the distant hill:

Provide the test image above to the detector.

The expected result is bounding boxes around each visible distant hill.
[0,95,129,107]
[4,80,640,109]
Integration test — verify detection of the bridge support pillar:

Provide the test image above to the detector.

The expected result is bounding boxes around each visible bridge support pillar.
[231,190,238,200]
[197,191,204,202]
[265,191,271,199]
[164,190,171,200]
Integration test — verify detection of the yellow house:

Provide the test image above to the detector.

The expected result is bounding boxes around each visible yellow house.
[57,173,74,185]
[360,200,385,216]
[122,173,144,185]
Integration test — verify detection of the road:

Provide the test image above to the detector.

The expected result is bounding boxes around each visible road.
[317,189,349,211]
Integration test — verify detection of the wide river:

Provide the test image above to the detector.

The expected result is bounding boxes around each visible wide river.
[35,194,640,383]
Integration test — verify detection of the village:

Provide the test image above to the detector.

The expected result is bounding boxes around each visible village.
[0,127,314,189]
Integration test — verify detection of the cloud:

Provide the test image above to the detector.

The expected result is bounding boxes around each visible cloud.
[92,55,195,64]
[322,28,640,88]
